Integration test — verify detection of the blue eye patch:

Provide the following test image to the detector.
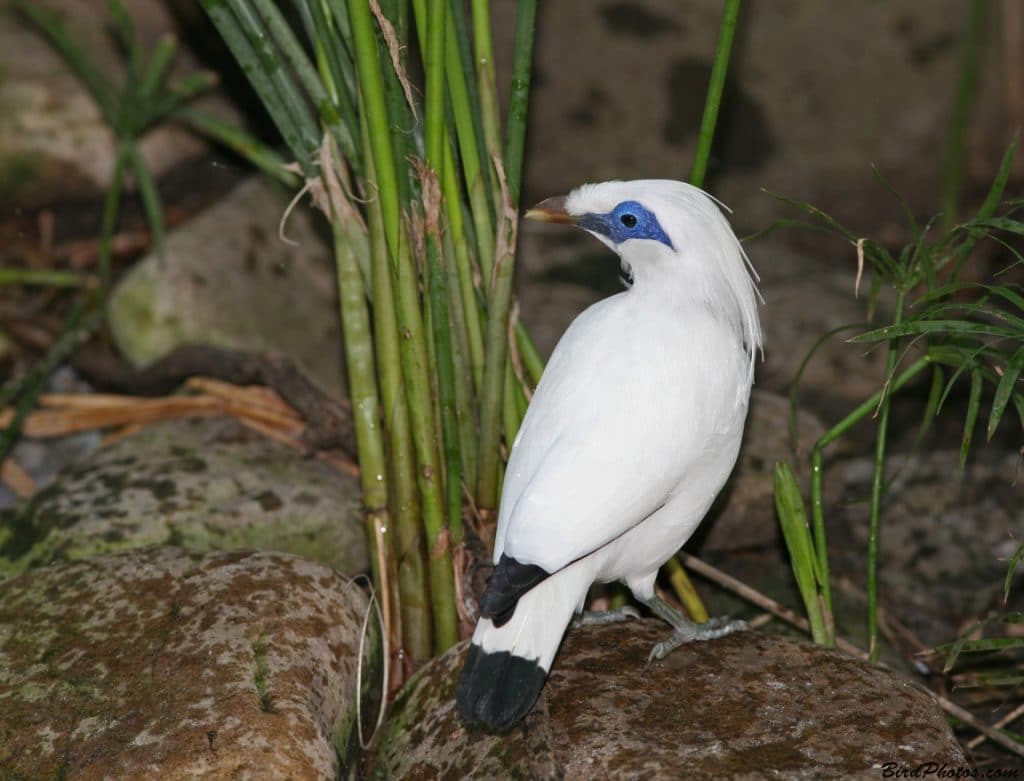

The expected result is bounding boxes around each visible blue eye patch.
[577,200,674,250]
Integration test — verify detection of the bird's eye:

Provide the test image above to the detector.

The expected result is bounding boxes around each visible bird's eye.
[620,213,637,228]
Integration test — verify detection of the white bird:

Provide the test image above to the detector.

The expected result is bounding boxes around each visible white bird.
[456,179,763,731]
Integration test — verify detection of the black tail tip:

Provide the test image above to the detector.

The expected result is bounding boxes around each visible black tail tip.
[456,643,548,732]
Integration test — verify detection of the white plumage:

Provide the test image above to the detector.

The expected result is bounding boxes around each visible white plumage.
[457,180,762,731]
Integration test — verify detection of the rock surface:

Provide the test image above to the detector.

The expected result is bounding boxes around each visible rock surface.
[107,176,346,398]
[0,417,366,579]
[0,547,376,779]
[0,0,237,210]
[374,621,965,779]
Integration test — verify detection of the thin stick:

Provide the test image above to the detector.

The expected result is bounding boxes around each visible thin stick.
[967,702,1024,750]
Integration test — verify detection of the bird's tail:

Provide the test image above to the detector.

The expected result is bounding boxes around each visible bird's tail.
[456,567,588,731]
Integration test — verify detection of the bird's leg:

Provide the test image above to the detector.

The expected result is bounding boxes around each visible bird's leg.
[641,594,746,662]
[571,605,642,627]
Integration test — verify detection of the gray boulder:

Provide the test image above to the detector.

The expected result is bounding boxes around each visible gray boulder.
[107,176,346,398]
[0,417,366,579]
[0,547,378,779]
[374,621,965,779]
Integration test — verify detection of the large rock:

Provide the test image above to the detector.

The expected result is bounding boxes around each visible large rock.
[0,0,237,210]
[107,176,346,397]
[0,417,366,579]
[0,547,377,779]
[374,621,965,779]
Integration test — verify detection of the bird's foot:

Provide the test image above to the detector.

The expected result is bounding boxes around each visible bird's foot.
[572,605,642,627]
[647,616,747,663]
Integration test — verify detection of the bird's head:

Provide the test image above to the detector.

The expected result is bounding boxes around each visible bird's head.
[525,179,763,362]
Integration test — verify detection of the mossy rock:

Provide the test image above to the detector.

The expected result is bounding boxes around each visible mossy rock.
[0,417,367,579]
[0,547,376,778]
[372,621,965,779]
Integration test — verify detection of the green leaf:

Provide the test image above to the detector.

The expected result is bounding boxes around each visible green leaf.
[960,369,982,467]
[774,461,828,645]
[853,319,1023,343]
[138,35,177,100]
[954,672,1024,688]
[988,345,1024,439]
[175,108,299,187]
[126,146,164,258]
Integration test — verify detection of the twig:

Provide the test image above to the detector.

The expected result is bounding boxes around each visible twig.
[1,458,37,498]
[967,701,1024,750]
[71,344,355,455]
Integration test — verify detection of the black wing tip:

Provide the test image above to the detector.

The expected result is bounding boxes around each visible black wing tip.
[456,643,548,732]
[479,554,551,628]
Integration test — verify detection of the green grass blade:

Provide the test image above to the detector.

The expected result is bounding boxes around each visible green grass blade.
[138,35,177,101]
[201,0,314,173]
[988,344,1024,439]
[853,319,1024,342]
[174,107,300,187]
[690,0,741,189]
[126,144,165,258]
[952,136,1017,273]
[774,461,829,645]
[960,368,982,468]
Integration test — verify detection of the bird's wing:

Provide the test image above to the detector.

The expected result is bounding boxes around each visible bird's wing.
[494,299,742,575]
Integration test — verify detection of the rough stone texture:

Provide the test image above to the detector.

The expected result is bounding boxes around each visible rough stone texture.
[107,176,346,398]
[838,449,1024,645]
[700,390,834,551]
[0,417,366,580]
[373,622,966,780]
[0,547,376,779]
[0,0,237,210]
[504,0,993,234]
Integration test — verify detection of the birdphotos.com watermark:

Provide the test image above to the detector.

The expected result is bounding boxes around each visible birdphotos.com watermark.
[879,763,1019,779]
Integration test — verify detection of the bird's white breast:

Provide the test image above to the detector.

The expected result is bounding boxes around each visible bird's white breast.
[494,289,751,571]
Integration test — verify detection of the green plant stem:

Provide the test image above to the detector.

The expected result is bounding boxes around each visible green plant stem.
[0,269,92,288]
[476,196,518,509]
[503,0,537,209]
[445,1,495,284]
[442,143,486,390]
[470,0,502,207]
[363,125,432,663]
[347,0,401,256]
[689,0,741,189]
[808,353,931,646]
[866,290,907,661]
[941,0,987,231]
[225,0,320,159]
[98,142,130,296]
[201,0,314,172]
[330,208,397,662]
[393,227,459,652]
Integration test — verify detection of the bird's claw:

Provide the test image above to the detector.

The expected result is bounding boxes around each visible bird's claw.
[647,616,747,664]
[572,605,642,627]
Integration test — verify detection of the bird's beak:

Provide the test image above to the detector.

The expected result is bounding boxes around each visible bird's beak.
[524,195,576,224]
